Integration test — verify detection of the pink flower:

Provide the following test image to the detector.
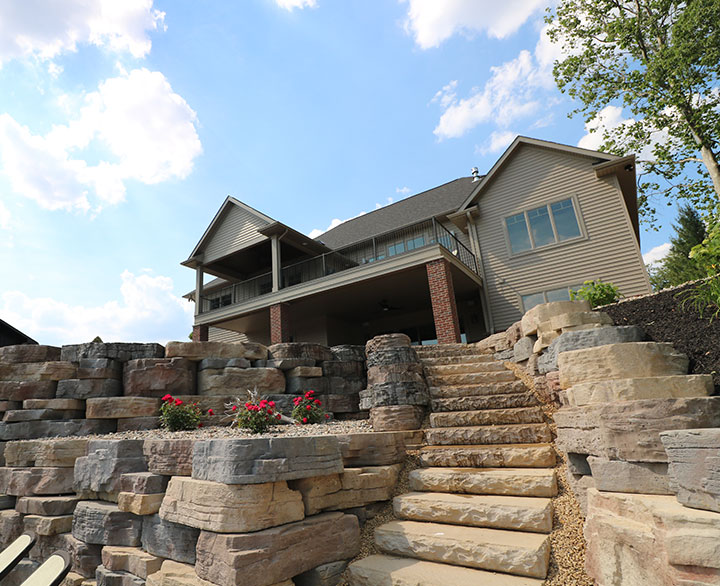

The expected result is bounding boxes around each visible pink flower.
[268,401,275,407]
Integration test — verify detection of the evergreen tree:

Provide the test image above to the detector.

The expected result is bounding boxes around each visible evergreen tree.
[648,205,708,290]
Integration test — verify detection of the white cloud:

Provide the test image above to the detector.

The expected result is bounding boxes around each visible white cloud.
[274,0,318,11]
[432,24,564,139]
[0,68,202,212]
[396,186,411,195]
[577,105,627,151]
[477,130,515,155]
[0,201,10,229]
[0,0,165,66]
[403,0,547,49]
[643,242,671,265]
[0,270,194,347]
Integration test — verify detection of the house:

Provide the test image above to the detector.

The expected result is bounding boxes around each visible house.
[182,137,651,345]
[0,319,37,347]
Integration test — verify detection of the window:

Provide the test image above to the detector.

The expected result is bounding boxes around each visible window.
[209,293,232,310]
[505,198,582,254]
[521,284,584,311]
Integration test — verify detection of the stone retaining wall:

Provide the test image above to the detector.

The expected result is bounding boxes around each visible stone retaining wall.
[0,431,407,586]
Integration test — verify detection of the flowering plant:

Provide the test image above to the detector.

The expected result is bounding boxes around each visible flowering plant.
[159,394,210,431]
[235,398,281,433]
[291,390,328,424]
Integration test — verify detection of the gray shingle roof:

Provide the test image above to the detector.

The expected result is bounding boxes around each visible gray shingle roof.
[315,177,478,250]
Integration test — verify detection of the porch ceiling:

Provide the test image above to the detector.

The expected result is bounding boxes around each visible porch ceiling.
[203,240,316,281]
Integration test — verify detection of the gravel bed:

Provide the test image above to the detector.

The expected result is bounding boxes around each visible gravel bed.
[20,419,373,443]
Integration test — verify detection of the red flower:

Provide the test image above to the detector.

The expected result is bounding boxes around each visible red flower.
[306,405,312,410]
[162,394,172,401]
[232,405,238,412]
[207,409,214,415]
[325,414,330,419]
[175,399,183,406]
[314,399,321,405]
[276,413,282,420]
[302,417,308,423]
[268,401,275,407]
[305,390,314,398]
[198,423,204,428]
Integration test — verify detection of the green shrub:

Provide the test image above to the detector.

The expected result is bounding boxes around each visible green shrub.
[570,279,621,308]
[159,395,204,431]
[234,399,281,433]
[677,220,720,320]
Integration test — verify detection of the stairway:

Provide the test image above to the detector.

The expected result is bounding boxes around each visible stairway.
[348,343,558,585]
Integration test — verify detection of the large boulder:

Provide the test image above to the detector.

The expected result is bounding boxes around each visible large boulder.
[141,514,200,565]
[521,300,591,337]
[72,501,143,546]
[365,334,411,355]
[0,361,76,382]
[198,366,285,397]
[0,345,61,363]
[267,343,332,362]
[0,419,116,441]
[4,438,88,467]
[143,439,195,476]
[61,343,165,363]
[123,358,196,397]
[74,440,147,498]
[165,341,267,361]
[0,381,57,401]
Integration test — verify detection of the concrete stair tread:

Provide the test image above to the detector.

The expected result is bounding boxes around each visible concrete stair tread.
[374,520,550,578]
[410,467,558,497]
[394,491,553,533]
[432,392,539,412]
[430,382,527,399]
[420,444,557,469]
[348,554,545,585]
[425,423,552,446]
[430,406,544,428]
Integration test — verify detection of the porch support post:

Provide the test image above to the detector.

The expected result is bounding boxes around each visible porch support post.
[270,303,291,344]
[192,324,209,342]
[271,235,281,292]
[195,266,204,316]
[426,258,462,344]
[465,211,494,333]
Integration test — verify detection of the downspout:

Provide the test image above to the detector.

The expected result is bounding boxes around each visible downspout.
[466,210,495,333]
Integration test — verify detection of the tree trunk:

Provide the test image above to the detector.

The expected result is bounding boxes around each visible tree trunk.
[699,144,720,203]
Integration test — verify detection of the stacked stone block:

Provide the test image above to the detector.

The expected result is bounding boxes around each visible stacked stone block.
[360,334,428,432]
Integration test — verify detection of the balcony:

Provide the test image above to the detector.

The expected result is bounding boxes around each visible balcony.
[199,219,478,314]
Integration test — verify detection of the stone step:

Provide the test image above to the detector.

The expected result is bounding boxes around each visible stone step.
[394,491,553,533]
[419,354,496,366]
[420,444,557,468]
[432,392,539,412]
[430,406,545,428]
[374,520,550,578]
[410,467,558,497]
[348,555,545,585]
[415,344,482,357]
[428,371,517,386]
[429,380,527,399]
[425,423,552,446]
[424,362,508,376]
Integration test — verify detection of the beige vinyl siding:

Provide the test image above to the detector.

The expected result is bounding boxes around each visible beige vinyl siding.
[203,204,270,263]
[474,144,651,331]
[208,326,249,343]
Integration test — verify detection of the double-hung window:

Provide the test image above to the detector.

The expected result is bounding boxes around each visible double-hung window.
[505,197,582,254]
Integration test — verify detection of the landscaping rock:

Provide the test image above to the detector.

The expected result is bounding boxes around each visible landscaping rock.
[74,440,147,497]
[121,472,169,495]
[661,428,720,513]
[57,378,122,399]
[321,360,365,378]
[365,347,418,368]
[327,377,365,395]
[330,345,366,362]
[5,438,88,467]
[367,364,424,385]
[143,439,194,476]
[587,457,671,495]
[566,374,714,406]
[102,546,164,579]
[294,561,348,586]
[325,394,360,413]
[268,343,333,362]
[365,334,411,354]
[192,436,343,484]
[23,513,73,536]
[0,380,57,401]
[1,419,116,441]
[62,343,165,363]
[117,492,164,515]
[0,361,76,382]
[3,408,84,422]
[96,565,145,586]
[554,397,720,462]
[1,466,75,495]
[0,510,24,547]
[165,341,267,361]
[72,501,143,546]
[285,376,330,395]
[142,514,200,564]
[87,397,161,419]
[261,358,316,370]
[0,345,61,363]
[198,357,252,370]
[15,495,79,515]
[286,366,323,378]
[538,325,646,374]
[123,358,196,397]
[512,336,535,363]
[370,405,424,431]
[521,300,591,336]
[195,512,360,586]
[359,381,429,409]
[77,358,122,380]
[289,465,401,515]
[64,533,103,577]
[159,477,304,533]
[557,342,689,388]
[198,367,285,396]
[335,432,405,466]
[22,398,84,410]
[117,417,161,432]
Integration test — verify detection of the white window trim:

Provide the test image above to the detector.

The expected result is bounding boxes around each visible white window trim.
[502,194,587,258]
[519,283,585,312]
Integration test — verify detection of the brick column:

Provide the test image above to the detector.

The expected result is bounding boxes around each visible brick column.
[270,303,291,344]
[192,324,209,342]
[426,259,462,344]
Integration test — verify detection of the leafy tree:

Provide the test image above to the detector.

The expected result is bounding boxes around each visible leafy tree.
[648,204,709,289]
[546,0,720,224]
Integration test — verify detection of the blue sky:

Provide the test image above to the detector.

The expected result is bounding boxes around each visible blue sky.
[0,0,677,345]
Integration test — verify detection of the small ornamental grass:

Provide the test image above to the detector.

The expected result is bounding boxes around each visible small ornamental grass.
[292,390,329,425]
[160,394,213,431]
[234,399,281,434]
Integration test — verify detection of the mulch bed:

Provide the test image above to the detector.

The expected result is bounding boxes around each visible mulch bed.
[600,282,720,393]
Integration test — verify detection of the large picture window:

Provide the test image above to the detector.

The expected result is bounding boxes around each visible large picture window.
[505,197,582,254]
[521,284,584,311]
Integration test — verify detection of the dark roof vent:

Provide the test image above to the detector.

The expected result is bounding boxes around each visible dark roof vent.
[471,167,481,182]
